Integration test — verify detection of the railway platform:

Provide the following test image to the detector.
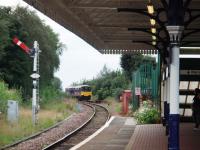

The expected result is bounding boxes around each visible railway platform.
[72,116,136,150]
[126,123,200,150]
[71,116,200,150]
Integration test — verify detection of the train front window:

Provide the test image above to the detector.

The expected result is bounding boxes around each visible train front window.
[82,86,91,92]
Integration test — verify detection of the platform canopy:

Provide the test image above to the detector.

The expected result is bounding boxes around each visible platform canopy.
[23,0,200,55]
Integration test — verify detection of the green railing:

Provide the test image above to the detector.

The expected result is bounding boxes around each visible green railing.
[132,54,160,111]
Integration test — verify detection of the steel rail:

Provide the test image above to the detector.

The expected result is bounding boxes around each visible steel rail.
[43,102,110,150]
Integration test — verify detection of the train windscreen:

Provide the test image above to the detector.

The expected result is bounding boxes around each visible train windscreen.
[81,86,91,92]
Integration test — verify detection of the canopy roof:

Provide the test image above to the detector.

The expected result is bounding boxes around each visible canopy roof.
[23,0,200,55]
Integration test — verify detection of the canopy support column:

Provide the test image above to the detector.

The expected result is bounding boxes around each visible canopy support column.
[166,68,170,136]
[166,25,183,150]
[168,44,180,150]
[166,1,184,149]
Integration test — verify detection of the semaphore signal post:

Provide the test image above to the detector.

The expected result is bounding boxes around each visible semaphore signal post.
[31,41,40,125]
[13,38,41,125]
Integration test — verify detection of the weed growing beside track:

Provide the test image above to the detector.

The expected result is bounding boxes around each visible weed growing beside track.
[0,99,77,148]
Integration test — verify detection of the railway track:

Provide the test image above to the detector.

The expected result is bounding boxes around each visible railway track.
[1,103,93,150]
[1,102,110,150]
[43,102,110,150]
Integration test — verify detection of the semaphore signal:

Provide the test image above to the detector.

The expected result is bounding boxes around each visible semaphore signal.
[12,37,41,125]
[12,37,31,54]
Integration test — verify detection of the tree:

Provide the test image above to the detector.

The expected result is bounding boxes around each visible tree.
[97,65,111,77]
[51,77,62,90]
[0,6,64,98]
[120,53,155,81]
[76,66,129,100]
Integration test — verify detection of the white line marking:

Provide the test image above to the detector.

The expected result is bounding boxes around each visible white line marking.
[70,116,115,150]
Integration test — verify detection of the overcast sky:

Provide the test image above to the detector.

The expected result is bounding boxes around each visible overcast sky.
[0,0,121,89]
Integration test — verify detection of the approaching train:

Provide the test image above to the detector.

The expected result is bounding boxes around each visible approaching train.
[65,85,92,100]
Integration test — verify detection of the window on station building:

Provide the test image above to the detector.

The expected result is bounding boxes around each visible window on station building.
[184,109,192,116]
[179,109,184,115]
[179,81,188,90]
[187,96,194,104]
[179,95,186,103]
[189,81,199,90]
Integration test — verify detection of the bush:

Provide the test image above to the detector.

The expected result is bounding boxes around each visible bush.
[96,88,110,100]
[113,88,123,101]
[0,81,22,114]
[134,101,159,124]
[40,86,65,106]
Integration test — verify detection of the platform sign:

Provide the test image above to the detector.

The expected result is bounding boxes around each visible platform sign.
[135,87,141,95]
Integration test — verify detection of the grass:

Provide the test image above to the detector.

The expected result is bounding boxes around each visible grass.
[0,99,77,148]
[103,97,122,115]
[0,81,22,114]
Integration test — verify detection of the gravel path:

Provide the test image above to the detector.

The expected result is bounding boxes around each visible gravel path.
[7,104,93,150]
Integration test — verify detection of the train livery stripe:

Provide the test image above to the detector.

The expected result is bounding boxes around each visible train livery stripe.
[80,92,92,96]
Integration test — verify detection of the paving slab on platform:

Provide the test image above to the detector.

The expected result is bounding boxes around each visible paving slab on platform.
[180,123,200,150]
[126,123,200,150]
[76,117,136,150]
[126,124,167,150]
[73,117,200,150]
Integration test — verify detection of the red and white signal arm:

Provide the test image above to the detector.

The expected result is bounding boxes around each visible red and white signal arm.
[135,87,141,96]
[13,37,30,54]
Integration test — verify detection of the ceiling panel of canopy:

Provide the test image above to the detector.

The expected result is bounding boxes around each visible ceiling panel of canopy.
[23,0,200,55]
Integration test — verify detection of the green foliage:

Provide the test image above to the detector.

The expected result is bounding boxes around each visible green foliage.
[0,81,22,114]
[42,99,77,116]
[0,6,64,99]
[120,53,155,81]
[134,101,159,124]
[115,103,122,113]
[113,88,124,100]
[77,65,129,100]
[40,85,65,107]
[0,102,74,147]
[51,77,62,90]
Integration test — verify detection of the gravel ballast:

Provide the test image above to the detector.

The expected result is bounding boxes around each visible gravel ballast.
[7,104,93,150]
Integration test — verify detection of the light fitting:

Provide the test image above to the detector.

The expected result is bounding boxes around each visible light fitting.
[150,19,156,26]
[151,28,156,34]
[147,2,154,14]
